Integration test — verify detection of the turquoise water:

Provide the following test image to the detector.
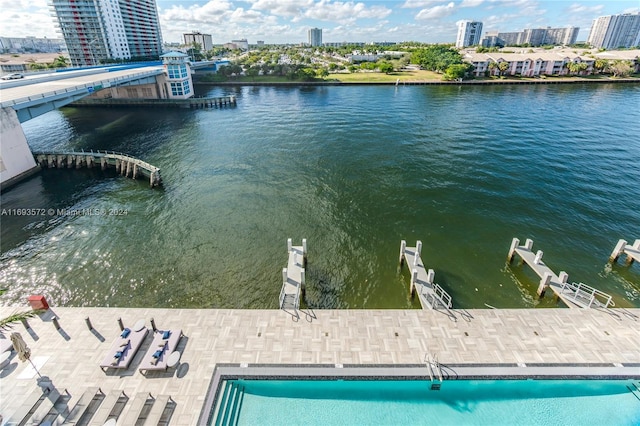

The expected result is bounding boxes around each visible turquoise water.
[1,84,639,309]
[219,379,640,425]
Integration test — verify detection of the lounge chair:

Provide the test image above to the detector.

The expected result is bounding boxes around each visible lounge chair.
[138,329,183,374]
[99,325,148,371]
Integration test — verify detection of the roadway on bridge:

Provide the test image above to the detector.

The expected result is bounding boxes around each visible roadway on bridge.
[0,66,163,107]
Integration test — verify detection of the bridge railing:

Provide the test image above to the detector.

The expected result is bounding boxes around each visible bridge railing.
[0,69,163,109]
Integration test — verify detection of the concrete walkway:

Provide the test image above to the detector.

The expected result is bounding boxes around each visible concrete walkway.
[1,307,639,424]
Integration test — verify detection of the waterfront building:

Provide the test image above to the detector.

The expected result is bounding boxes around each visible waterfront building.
[587,13,640,49]
[50,0,163,67]
[183,31,213,52]
[0,37,66,54]
[160,51,193,99]
[456,20,483,48]
[308,28,322,47]
[464,50,596,77]
[481,27,579,47]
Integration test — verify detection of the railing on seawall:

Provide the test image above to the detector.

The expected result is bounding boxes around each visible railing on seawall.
[32,150,162,188]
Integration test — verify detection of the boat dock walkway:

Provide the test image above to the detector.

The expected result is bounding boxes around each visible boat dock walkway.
[507,238,614,309]
[70,95,236,109]
[279,239,307,310]
[610,239,640,266]
[33,150,161,187]
[399,240,453,311]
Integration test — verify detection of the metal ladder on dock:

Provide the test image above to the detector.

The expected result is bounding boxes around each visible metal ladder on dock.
[425,354,443,390]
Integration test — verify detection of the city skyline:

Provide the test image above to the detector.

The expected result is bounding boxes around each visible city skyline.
[1,1,639,46]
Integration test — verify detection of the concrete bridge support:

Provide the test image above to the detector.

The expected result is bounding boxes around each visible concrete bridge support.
[0,107,39,191]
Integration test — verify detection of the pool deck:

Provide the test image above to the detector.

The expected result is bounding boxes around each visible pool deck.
[1,306,639,424]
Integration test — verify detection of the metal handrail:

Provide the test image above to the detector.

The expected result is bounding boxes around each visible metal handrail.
[560,281,614,308]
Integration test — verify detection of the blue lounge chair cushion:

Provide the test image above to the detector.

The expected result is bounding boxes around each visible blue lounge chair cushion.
[152,349,163,359]
[114,351,123,359]
[162,330,170,339]
[121,328,131,338]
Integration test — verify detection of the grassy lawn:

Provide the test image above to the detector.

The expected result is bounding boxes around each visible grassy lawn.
[327,70,443,82]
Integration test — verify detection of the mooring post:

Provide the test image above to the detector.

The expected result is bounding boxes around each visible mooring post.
[287,238,292,252]
[426,269,435,285]
[524,239,534,250]
[416,240,422,258]
[117,317,124,331]
[150,317,157,332]
[410,269,418,297]
[609,239,627,263]
[558,271,569,284]
[85,317,93,331]
[52,316,60,330]
[282,268,288,285]
[507,238,520,262]
[533,250,543,264]
[399,240,406,265]
[537,272,552,297]
[302,238,308,265]
[301,268,306,299]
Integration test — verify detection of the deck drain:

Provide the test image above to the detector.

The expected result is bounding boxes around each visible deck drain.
[257,332,261,337]
[325,332,329,337]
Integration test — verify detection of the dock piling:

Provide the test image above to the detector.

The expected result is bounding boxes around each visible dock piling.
[508,238,520,262]
[287,238,292,252]
[399,240,406,265]
[301,269,306,298]
[410,269,418,297]
[534,250,543,264]
[609,239,627,262]
[538,272,553,297]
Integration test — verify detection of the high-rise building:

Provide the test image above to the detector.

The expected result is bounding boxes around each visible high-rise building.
[184,32,213,52]
[51,0,163,67]
[588,13,640,49]
[481,27,579,47]
[308,28,322,47]
[456,21,483,48]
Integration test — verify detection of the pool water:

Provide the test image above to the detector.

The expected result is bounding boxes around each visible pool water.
[213,379,640,425]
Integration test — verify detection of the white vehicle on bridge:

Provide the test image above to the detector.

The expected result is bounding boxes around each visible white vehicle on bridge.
[1,73,24,80]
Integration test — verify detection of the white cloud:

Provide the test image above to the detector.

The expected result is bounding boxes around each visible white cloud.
[415,2,456,20]
[304,1,391,23]
[401,0,441,8]
[248,0,314,17]
[461,0,485,7]
[565,3,604,15]
[622,7,640,14]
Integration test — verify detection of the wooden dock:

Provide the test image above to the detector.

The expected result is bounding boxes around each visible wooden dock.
[399,240,453,311]
[507,238,614,309]
[69,96,236,109]
[279,238,307,310]
[609,239,640,266]
[33,150,161,187]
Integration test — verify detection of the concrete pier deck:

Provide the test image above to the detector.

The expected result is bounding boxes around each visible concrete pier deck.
[1,307,638,424]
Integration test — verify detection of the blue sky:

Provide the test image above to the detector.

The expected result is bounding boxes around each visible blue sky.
[2,0,639,45]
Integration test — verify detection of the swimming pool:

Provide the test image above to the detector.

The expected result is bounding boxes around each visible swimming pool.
[211,378,640,425]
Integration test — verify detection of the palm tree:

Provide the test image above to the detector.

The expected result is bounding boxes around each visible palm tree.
[487,61,497,76]
[498,61,509,76]
[0,289,42,331]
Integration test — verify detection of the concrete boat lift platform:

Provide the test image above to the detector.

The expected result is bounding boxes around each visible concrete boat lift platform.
[399,240,453,311]
[610,239,640,266]
[508,238,614,309]
[279,238,307,310]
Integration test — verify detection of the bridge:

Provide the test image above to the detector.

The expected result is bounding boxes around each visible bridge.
[0,66,165,123]
[0,60,222,190]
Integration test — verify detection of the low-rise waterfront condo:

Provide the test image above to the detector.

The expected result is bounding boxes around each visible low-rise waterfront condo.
[587,13,640,49]
[50,0,163,66]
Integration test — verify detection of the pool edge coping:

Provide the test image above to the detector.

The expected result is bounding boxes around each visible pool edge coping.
[197,363,640,425]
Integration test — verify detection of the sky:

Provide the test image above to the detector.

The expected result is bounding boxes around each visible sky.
[1,0,639,45]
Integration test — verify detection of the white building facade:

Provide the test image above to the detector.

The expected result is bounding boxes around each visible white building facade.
[184,32,213,52]
[456,21,483,48]
[308,28,322,47]
[161,51,193,100]
[588,13,640,49]
[51,0,163,66]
